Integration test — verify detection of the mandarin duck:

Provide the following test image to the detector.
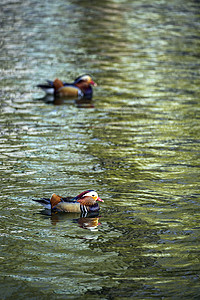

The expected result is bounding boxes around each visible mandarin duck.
[37,74,97,98]
[33,190,103,215]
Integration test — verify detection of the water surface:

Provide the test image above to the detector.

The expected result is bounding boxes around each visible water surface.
[0,0,200,299]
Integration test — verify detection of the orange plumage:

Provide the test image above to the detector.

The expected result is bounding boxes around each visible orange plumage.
[53,78,64,91]
[77,196,97,206]
[50,193,62,209]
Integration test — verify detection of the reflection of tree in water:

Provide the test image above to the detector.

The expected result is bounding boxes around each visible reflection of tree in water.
[51,0,134,94]
[84,208,163,298]
[68,0,129,77]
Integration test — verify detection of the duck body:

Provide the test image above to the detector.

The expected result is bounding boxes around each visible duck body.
[33,190,103,214]
[37,74,96,98]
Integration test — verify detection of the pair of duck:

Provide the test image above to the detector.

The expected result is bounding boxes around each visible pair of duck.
[36,75,102,214]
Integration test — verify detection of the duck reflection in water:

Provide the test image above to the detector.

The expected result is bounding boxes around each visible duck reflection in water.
[77,215,100,231]
[41,210,101,231]
[38,93,95,108]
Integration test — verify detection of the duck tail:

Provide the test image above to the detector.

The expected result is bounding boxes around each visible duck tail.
[32,198,51,209]
[33,194,62,210]
[37,80,55,95]
[53,78,64,92]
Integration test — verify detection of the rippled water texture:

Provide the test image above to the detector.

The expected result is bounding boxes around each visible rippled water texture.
[0,0,200,299]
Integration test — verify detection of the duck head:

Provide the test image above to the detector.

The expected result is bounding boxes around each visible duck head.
[74,190,103,203]
[74,74,97,91]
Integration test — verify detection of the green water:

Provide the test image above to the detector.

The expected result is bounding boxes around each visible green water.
[0,0,200,299]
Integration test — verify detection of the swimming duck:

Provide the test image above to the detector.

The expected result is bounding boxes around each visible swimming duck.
[33,190,103,214]
[37,74,97,98]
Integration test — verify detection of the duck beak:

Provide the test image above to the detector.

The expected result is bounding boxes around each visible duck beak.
[97,197,104,202]
[90,80,97,86]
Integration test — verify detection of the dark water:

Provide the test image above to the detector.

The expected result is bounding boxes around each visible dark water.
[0,0,200,299]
